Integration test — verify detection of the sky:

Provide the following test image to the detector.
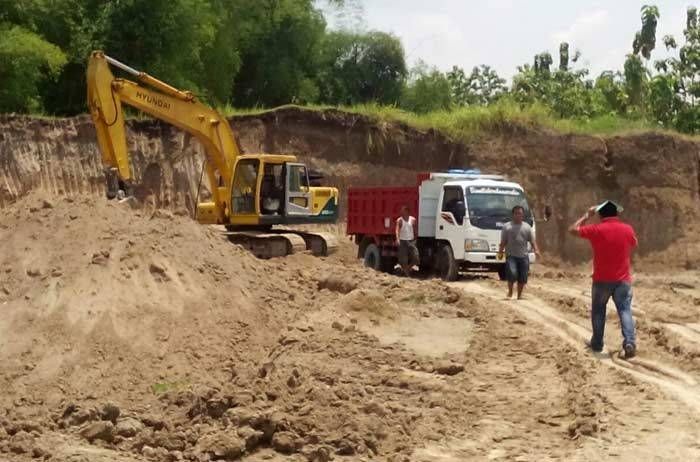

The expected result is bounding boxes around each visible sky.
[322,1,692,82]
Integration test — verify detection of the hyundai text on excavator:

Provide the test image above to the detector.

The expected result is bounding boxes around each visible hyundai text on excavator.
[87,51,339,258]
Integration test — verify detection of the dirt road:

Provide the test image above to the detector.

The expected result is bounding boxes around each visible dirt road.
[1,194,700,461]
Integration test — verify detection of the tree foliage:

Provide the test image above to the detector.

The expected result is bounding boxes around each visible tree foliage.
[0,0,406,113]
[648,6,700,131]
[316,30,407,106]
[401,61,452,113]
[559,42,569,71]
[0,24,66,112]
[447,65,506,106]
[3,1,700,135]
[634,5,660,59]
[594,71,628,115]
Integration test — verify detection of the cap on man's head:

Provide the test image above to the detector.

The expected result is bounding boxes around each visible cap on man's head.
[596,200,623,218]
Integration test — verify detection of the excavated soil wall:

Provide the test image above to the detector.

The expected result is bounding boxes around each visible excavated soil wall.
[1,107,698,262]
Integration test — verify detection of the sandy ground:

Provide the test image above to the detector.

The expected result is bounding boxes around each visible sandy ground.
[1,194,700,461]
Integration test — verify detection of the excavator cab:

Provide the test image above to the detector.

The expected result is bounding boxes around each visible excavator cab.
[227,155,336,225]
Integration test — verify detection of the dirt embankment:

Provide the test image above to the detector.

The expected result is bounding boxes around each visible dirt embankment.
[1,108,699,262]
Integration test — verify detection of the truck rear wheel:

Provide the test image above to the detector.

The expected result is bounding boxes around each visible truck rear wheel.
[363,243,383,270]
[436,245,458,281]
[363,244,396,273]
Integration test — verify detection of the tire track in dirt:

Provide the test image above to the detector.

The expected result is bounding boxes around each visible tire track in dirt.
[664,323,700,344]
[453,281,700,413]
[530,281,700,345]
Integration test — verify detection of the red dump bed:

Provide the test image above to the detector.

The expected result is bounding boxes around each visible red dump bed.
[347,186,419,236]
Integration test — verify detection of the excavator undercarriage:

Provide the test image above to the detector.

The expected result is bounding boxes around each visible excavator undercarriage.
[223,229,338,259]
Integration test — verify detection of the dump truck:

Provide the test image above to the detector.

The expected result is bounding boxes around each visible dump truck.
[347,170,542,280]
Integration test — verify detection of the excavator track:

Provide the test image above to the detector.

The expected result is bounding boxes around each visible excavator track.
[291,231,338,257]
[223,230,338,259]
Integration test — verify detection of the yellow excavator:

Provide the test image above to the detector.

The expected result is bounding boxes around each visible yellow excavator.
[86,51,338,258]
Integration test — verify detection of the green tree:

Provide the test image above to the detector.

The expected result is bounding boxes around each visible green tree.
[550,69,595,118]
[2,0,246,113]
[648,6,700,131]
[30,0,235,114]
[559,42,569,71]
[593,71,628,115]
[401,61,451,113]
[624,4,660,115]
[623,54,647,111]
[0,24,66,112]
[316,30,407,105]
[512,47,599,119]
[647,74,678,125]
[231,0,327,107]
[534,52,553,74]
[447,65,506,106]
[634,5,660,59]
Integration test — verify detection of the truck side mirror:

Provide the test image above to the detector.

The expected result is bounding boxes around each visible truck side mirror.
[454,200,466,225]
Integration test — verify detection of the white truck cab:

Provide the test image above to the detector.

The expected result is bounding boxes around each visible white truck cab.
[417,171,536,280]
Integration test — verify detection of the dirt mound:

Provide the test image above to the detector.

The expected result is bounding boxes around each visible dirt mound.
[0,192,270,403]
[0,193,478,461]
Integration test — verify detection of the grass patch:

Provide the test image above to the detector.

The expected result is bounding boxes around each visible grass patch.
[549,114,661,135]
[219,101,692,142]
[19,100,695,142]
[400,293,428,305]
[151,380,189,394]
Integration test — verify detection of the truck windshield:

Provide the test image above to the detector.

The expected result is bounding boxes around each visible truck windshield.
[466,186,532,229]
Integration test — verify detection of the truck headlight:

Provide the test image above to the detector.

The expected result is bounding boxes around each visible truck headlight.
[465,239,490,252]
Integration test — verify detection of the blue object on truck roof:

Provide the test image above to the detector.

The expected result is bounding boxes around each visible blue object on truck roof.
[447,168,481,175]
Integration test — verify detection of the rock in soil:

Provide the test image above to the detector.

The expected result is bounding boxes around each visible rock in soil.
[363,401,388,417]
[304,445,334,462]
[79,421,115,443]
[115,417,144,438]
[317,275,357,294]
[434,360,465,376]
[8,431,34,455]
[271,431,300,454]
[62,405,98,427]
[237,426,264,451]
[196,432,245,460]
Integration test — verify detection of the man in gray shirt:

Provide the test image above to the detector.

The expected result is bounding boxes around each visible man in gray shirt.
[498,205,541,299]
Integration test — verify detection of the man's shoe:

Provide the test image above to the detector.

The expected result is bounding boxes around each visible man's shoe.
[585,340,603,353]
[623,343,636,359]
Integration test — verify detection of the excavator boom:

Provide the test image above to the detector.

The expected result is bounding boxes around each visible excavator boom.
[87,51,238,223]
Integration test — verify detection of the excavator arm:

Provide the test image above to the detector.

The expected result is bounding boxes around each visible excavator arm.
[86,51,240,223]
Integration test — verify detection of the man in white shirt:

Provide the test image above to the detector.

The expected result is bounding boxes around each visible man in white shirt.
[396,205,419,276]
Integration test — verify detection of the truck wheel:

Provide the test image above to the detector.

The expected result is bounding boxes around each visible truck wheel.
[363,243,381,271]
[436,245,458,281]
[497,264,508,281]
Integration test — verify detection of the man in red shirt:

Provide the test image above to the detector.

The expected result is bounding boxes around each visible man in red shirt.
[569,200,638,358]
